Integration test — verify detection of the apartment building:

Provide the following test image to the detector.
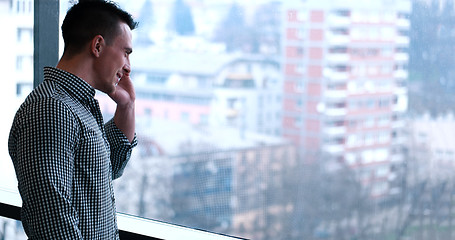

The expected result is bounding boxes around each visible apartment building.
[10,0,34,100]
[211,55,282,136]
[282,0,410,197]
[1,0,34,190]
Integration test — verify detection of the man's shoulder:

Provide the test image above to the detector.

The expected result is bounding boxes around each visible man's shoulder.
[14,83,80,123]
[23,80,82,110]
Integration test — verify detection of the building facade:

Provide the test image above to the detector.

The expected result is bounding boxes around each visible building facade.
[281,0,410,197]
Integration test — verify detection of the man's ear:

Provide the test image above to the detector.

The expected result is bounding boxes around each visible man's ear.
[90,35,105,57]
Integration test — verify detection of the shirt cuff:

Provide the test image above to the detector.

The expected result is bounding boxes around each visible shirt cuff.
[105,118,138,149]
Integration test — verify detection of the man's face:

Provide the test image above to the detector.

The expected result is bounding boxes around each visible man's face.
[94,22,133,94]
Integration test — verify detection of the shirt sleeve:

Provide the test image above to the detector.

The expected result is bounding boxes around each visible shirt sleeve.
[104,118,138,180]
[8,99,83,239]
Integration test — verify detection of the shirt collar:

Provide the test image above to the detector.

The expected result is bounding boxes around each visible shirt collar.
[43,66,96,104]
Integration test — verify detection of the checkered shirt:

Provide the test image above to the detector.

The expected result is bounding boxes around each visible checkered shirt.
[8,67,138,239]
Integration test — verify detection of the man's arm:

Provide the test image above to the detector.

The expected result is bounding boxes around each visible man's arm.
[106,73,137,179]
[9,100,82,239]
[109,73,135,142]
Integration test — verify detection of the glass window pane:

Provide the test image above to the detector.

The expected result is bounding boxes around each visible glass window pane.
[0,0,34,192]
[0,216,26,240]
[39,0,455,239]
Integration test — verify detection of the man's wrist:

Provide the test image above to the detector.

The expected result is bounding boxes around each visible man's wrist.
[116,101,135,110]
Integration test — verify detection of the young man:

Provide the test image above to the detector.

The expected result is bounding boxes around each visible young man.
[8,1,138,239]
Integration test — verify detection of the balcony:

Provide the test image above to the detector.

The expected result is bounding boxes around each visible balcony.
[395,86,407,95]
[393,95,408,112]
[326,32,350,45]
[394,52,409,62]
[323,68,349,82]
[0,187,245,240]
[324,89,348,99]
[324,107,347,116]
[396,36,410,45]
[323,143,345,154]
[327,15,351,27]
[396,18,410,28]
[323,126,347,136]
[394,70,408,79]
[392,119,406,129]
[326,53,350,63]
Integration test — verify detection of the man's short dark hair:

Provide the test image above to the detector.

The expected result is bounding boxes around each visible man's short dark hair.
[61,0,138,56]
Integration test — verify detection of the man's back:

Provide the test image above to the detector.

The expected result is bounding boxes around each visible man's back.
[8,67,135,239]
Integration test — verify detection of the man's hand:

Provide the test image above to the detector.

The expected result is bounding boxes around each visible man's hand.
[109,73,136,107]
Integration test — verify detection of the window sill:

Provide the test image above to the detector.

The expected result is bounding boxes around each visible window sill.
[0,187,245,240]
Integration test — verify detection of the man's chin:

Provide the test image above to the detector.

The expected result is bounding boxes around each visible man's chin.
[98,85,116,96]
[107,87,116,95]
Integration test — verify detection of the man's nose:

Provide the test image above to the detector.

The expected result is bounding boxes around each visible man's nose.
[123,64,131,76]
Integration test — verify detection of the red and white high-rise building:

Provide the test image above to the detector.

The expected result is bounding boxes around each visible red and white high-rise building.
[282,0,410,197]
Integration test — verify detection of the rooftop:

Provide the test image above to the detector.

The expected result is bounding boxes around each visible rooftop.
[137,118,290,156]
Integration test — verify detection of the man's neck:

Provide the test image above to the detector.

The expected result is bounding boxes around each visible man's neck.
[56,54,94,88]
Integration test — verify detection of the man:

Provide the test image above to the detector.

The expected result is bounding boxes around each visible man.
[8,1,138,239]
